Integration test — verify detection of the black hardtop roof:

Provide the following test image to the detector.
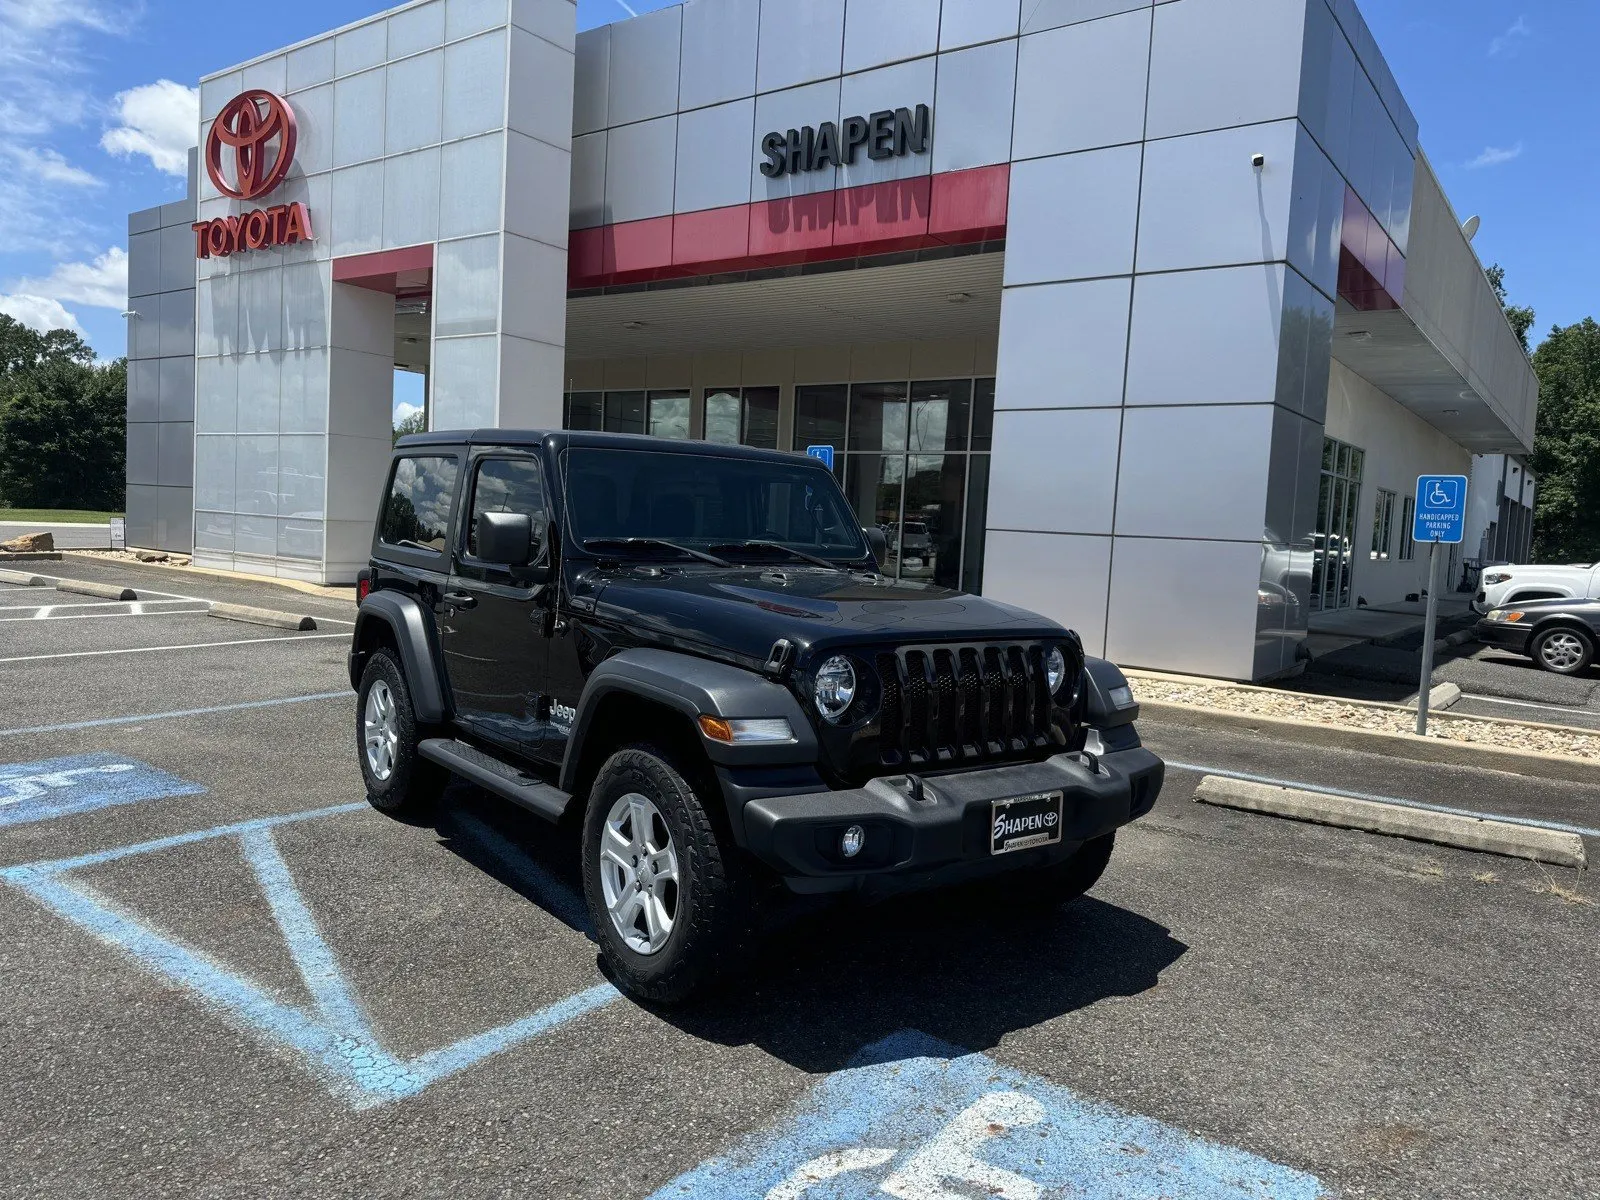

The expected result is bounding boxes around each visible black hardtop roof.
[393,429,815,466]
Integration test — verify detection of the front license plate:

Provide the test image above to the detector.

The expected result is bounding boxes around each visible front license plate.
[990,791,1064,855]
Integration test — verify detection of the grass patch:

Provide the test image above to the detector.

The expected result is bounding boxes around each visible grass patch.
[0,508,121,524]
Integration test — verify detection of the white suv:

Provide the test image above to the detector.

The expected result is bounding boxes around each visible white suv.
[1477,562,1600,612]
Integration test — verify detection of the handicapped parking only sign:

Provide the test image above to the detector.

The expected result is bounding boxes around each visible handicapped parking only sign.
[806,445,836,471]
[1413,474,1468,545]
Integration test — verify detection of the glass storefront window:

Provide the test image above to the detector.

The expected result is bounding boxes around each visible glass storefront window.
[565,392,602,431]
[705,387,780,449]
[604,391,646,435]
[742,387,780,449]
[847,382,908,452]
[971,378,995,453]
[1312,435,1365,611]
[845,453,904,535]
[647,391,690,439]
[904,454,967,589]
[908,379,971,453]
[962,455,990,593]
[704,391,741,444]
[794,384,847,449]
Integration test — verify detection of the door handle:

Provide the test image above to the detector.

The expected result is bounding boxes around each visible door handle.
[443,591,478,609]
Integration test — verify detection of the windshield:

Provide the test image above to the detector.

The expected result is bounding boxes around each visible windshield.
[564,447,869,561]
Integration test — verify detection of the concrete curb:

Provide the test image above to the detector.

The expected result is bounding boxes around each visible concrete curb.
[1137,697,1599,785]
[0,568,49,586]
[56,579,137,601]
[1194,775,1587,868]
[94,550,357,602]
[208,602,318,631]
[1406,682,1462,712]
[0,551,63,562]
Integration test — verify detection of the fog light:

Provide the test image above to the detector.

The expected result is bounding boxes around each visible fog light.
[840,825,865,859]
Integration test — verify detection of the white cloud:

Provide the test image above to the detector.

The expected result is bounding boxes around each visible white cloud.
[101,80,199,176]
[0,0,123,33]
[1489,15,1530,56]
[0,293,82,334]
[394,401,424,423]
[1466,143,1524,169]
[2,144,99,186]
[8,246,127,310]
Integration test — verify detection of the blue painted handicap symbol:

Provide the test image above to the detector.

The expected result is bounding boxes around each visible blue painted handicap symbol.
[0,752,203,828]
[0,804,620,1108]
[651,1029,1329,1199]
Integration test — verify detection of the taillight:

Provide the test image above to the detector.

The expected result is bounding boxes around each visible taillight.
[357,575,373,602]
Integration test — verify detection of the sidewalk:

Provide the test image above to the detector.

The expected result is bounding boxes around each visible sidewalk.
[1305,596,1477,660]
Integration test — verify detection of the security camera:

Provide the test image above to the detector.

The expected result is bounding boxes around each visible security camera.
[1251,153,1266,168]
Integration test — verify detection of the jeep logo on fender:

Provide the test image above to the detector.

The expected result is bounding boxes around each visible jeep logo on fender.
[192,89,313,260]
[760,104,931,179]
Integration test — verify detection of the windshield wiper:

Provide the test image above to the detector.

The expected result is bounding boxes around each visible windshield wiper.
[709,541,847,571]
[582,537,733,568]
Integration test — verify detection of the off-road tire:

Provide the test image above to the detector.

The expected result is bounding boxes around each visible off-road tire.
[356,648,447,817]
[581,745,753,1003]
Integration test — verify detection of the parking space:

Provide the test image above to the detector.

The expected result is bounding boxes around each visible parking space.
[2,569,1599,1197]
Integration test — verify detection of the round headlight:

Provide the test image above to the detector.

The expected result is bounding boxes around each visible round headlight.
[1046,646,1068,695]
[814,655,857,723]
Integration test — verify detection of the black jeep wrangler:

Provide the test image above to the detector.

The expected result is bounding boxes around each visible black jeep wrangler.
[350,431,1163,1001]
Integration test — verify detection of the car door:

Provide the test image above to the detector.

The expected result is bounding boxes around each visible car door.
[439,452,554,758]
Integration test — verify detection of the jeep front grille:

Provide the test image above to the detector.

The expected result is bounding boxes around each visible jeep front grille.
[875,643,1056,768]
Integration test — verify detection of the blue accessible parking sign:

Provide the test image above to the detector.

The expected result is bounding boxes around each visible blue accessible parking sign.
[806,444,836,471]
[1414,474,1468,545]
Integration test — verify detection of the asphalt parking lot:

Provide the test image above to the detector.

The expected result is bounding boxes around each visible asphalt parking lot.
[2,559,1598,1198]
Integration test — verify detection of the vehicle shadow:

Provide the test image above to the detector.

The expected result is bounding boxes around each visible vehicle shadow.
[664,890,1188,1074]
[429,779,1188,1073]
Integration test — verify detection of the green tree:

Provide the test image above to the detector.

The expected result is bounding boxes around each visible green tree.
[0,314,95,377]
[393,407,427,444]
[1528,318,1600,562]
[0,357,127,510]
[1486,263,1537,354]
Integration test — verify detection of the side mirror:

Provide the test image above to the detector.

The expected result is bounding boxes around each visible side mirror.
[863,526,888,567]
[478,511,534,566]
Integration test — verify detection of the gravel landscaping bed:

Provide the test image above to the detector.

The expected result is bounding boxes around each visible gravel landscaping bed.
[1133,676,1600,762]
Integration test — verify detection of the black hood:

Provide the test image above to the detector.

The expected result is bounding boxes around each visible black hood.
[584,565,1069,663]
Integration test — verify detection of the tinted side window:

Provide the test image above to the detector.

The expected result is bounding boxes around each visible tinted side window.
[468,458,548,556]
[381,456,459,553]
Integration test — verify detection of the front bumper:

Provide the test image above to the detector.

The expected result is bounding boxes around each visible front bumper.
[740,747,1163,890]
[1474,619,1532,653]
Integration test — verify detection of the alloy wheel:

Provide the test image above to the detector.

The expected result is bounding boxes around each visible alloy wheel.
[363,679,400,781]
[599,792,680,955]
[1540,632,1586,672]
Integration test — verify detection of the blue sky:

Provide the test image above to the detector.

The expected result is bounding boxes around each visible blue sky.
[0,0,1591,364]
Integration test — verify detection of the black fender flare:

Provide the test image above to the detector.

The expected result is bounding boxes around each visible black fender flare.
[559,647,817,794]
[1082,656,1140,728]
[350,592,449,724]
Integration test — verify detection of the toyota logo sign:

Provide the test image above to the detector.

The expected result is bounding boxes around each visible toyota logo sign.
[205,89,298,201]
[192,89,313,260]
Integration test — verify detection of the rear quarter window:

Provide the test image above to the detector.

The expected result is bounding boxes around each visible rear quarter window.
[380,455,460,554]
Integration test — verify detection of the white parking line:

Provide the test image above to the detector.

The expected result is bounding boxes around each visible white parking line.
[0,691,350,737]
[0,606,211,623]
[0,633,345,663]
[1458,693,1596,716]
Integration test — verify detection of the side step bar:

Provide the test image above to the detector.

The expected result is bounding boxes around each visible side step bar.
[418,738,572,823]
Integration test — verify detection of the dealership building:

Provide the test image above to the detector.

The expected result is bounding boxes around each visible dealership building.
[124,0,1538,680]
